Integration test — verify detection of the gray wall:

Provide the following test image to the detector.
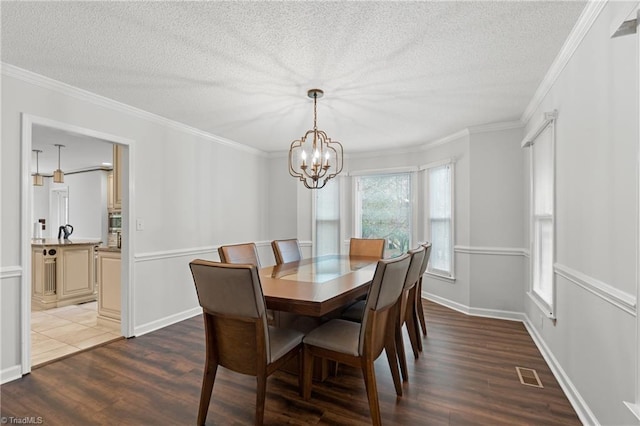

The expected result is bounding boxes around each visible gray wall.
[522,2,638,424]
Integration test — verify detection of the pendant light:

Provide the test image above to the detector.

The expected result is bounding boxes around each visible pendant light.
[32,149,44,186]
[53,144,65,183]
[288,89,344,189]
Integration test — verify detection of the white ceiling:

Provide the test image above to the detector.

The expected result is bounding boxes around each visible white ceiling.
[2,1,587,157]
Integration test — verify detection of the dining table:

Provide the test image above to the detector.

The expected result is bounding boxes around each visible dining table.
[258,254,379,317]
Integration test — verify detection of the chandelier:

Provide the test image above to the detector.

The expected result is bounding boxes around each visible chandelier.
[288,89,343,189]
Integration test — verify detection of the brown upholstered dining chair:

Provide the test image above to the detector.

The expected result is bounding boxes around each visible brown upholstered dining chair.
[395,246,426,379]
[218,242,261,267]
[302,254,411,426]
[416,242,432,345]
[341,246,425,382]
[271,238,302,265]
[349,237,385,259]
[189,260,304,426]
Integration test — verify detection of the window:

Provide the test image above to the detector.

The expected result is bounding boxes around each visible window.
[426,164,454,277]
[355,173,412,258]
[314,178,340,256]
[523,111,556,316]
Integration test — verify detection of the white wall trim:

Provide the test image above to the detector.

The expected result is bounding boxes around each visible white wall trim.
[0,365,23,385]
[1,63,265,158]
[133,240,310,263]
[134,307,202,337]
[0,266,22,280]
[555,263,637,316]
[468,120,524,135]
[135,246,218,263]
[624,402,640,422]
[422,292,525,322]
[454,245,527,257]
[523,316,599,426]
[520,1,607,124]
[421,129,470,151]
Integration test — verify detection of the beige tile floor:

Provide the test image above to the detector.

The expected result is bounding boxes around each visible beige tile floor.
[31,301,121,367]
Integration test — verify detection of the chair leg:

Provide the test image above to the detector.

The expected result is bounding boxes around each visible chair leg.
[297,350,304,397]
[405,290,421,358]
[197,357,218,426]
[416,278,428,336]
[302,345,314,400]
[395,323,409,382]
[255,374,267,426]
[385,309,403,396]
[361,359,382,426]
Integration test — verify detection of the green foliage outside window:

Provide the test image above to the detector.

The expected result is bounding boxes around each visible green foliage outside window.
[359,173,411,258]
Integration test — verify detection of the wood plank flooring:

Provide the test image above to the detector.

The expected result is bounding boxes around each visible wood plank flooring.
[1,299,580,425]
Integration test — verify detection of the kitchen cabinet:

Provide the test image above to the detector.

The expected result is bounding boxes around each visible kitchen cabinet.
[107,171,115,211]
[113,144,123,210]
[32,240,99,308]
[97,248,121,324]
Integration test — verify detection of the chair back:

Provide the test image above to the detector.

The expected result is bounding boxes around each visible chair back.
[271,239,302,265]
[419,242,432,276]
[218,242,261,268]
[189,260,271,370]
[349,238,385,259]
[358,254,411,355]
[404,246,426,291]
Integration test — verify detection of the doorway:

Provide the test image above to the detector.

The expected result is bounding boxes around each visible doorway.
[21,114,135,373]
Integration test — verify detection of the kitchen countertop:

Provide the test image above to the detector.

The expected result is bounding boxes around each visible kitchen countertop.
[31,238,102,247]
[96,246,121,253]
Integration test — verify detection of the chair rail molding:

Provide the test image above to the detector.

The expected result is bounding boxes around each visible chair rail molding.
[554,263,636,316]
[134,240,313,263]
[454,245,527,257]
[0,266,22,280]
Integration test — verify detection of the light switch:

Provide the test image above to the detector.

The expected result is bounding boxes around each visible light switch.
[136,218,144,231]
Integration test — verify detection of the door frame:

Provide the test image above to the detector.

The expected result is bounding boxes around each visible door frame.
[21,114,136,374]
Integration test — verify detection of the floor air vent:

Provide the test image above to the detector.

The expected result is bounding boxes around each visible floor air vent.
[515,367,543,388]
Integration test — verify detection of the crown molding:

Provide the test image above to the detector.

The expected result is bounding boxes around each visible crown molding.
[520,1,608,124]
[1,63,267,158]
[468,120,523,135]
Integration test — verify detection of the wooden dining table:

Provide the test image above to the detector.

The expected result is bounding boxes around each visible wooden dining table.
[259,255,379,317]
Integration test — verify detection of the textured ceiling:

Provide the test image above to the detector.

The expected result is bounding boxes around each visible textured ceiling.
[2,1,586,155]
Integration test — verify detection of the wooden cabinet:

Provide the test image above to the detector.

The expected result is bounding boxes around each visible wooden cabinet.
[32,241,98,309]
[113,145,123,210]
[97,249,121,323]
[107,171,115,211]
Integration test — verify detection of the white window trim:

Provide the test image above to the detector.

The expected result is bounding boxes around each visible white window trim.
[423,161,456,280]
[523,110,558,319]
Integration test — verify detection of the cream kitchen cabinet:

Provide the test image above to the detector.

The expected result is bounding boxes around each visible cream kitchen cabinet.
[113,144,123,210]
[32,239,99,309]
[97,248,121,324]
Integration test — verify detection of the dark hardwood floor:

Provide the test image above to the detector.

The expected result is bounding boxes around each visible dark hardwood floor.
[1,299,580,425]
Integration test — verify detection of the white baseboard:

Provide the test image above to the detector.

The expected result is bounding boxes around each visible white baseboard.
[1,365,23,385]
[423,291,597,425]
[423,291,524,322]
[134,307,202,337]
[523,318,599,426]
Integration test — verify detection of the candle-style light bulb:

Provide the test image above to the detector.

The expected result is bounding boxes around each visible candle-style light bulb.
[301,150,307,167]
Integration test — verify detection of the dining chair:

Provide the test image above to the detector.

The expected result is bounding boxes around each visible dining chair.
[395,246,426,379]
[341,247,425,381]
[416,242,432,343]
[218,242,261,267]
[271,238,302,265]
[189,260,304,426]
[302,254,411,426]
[349,237,386,259]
